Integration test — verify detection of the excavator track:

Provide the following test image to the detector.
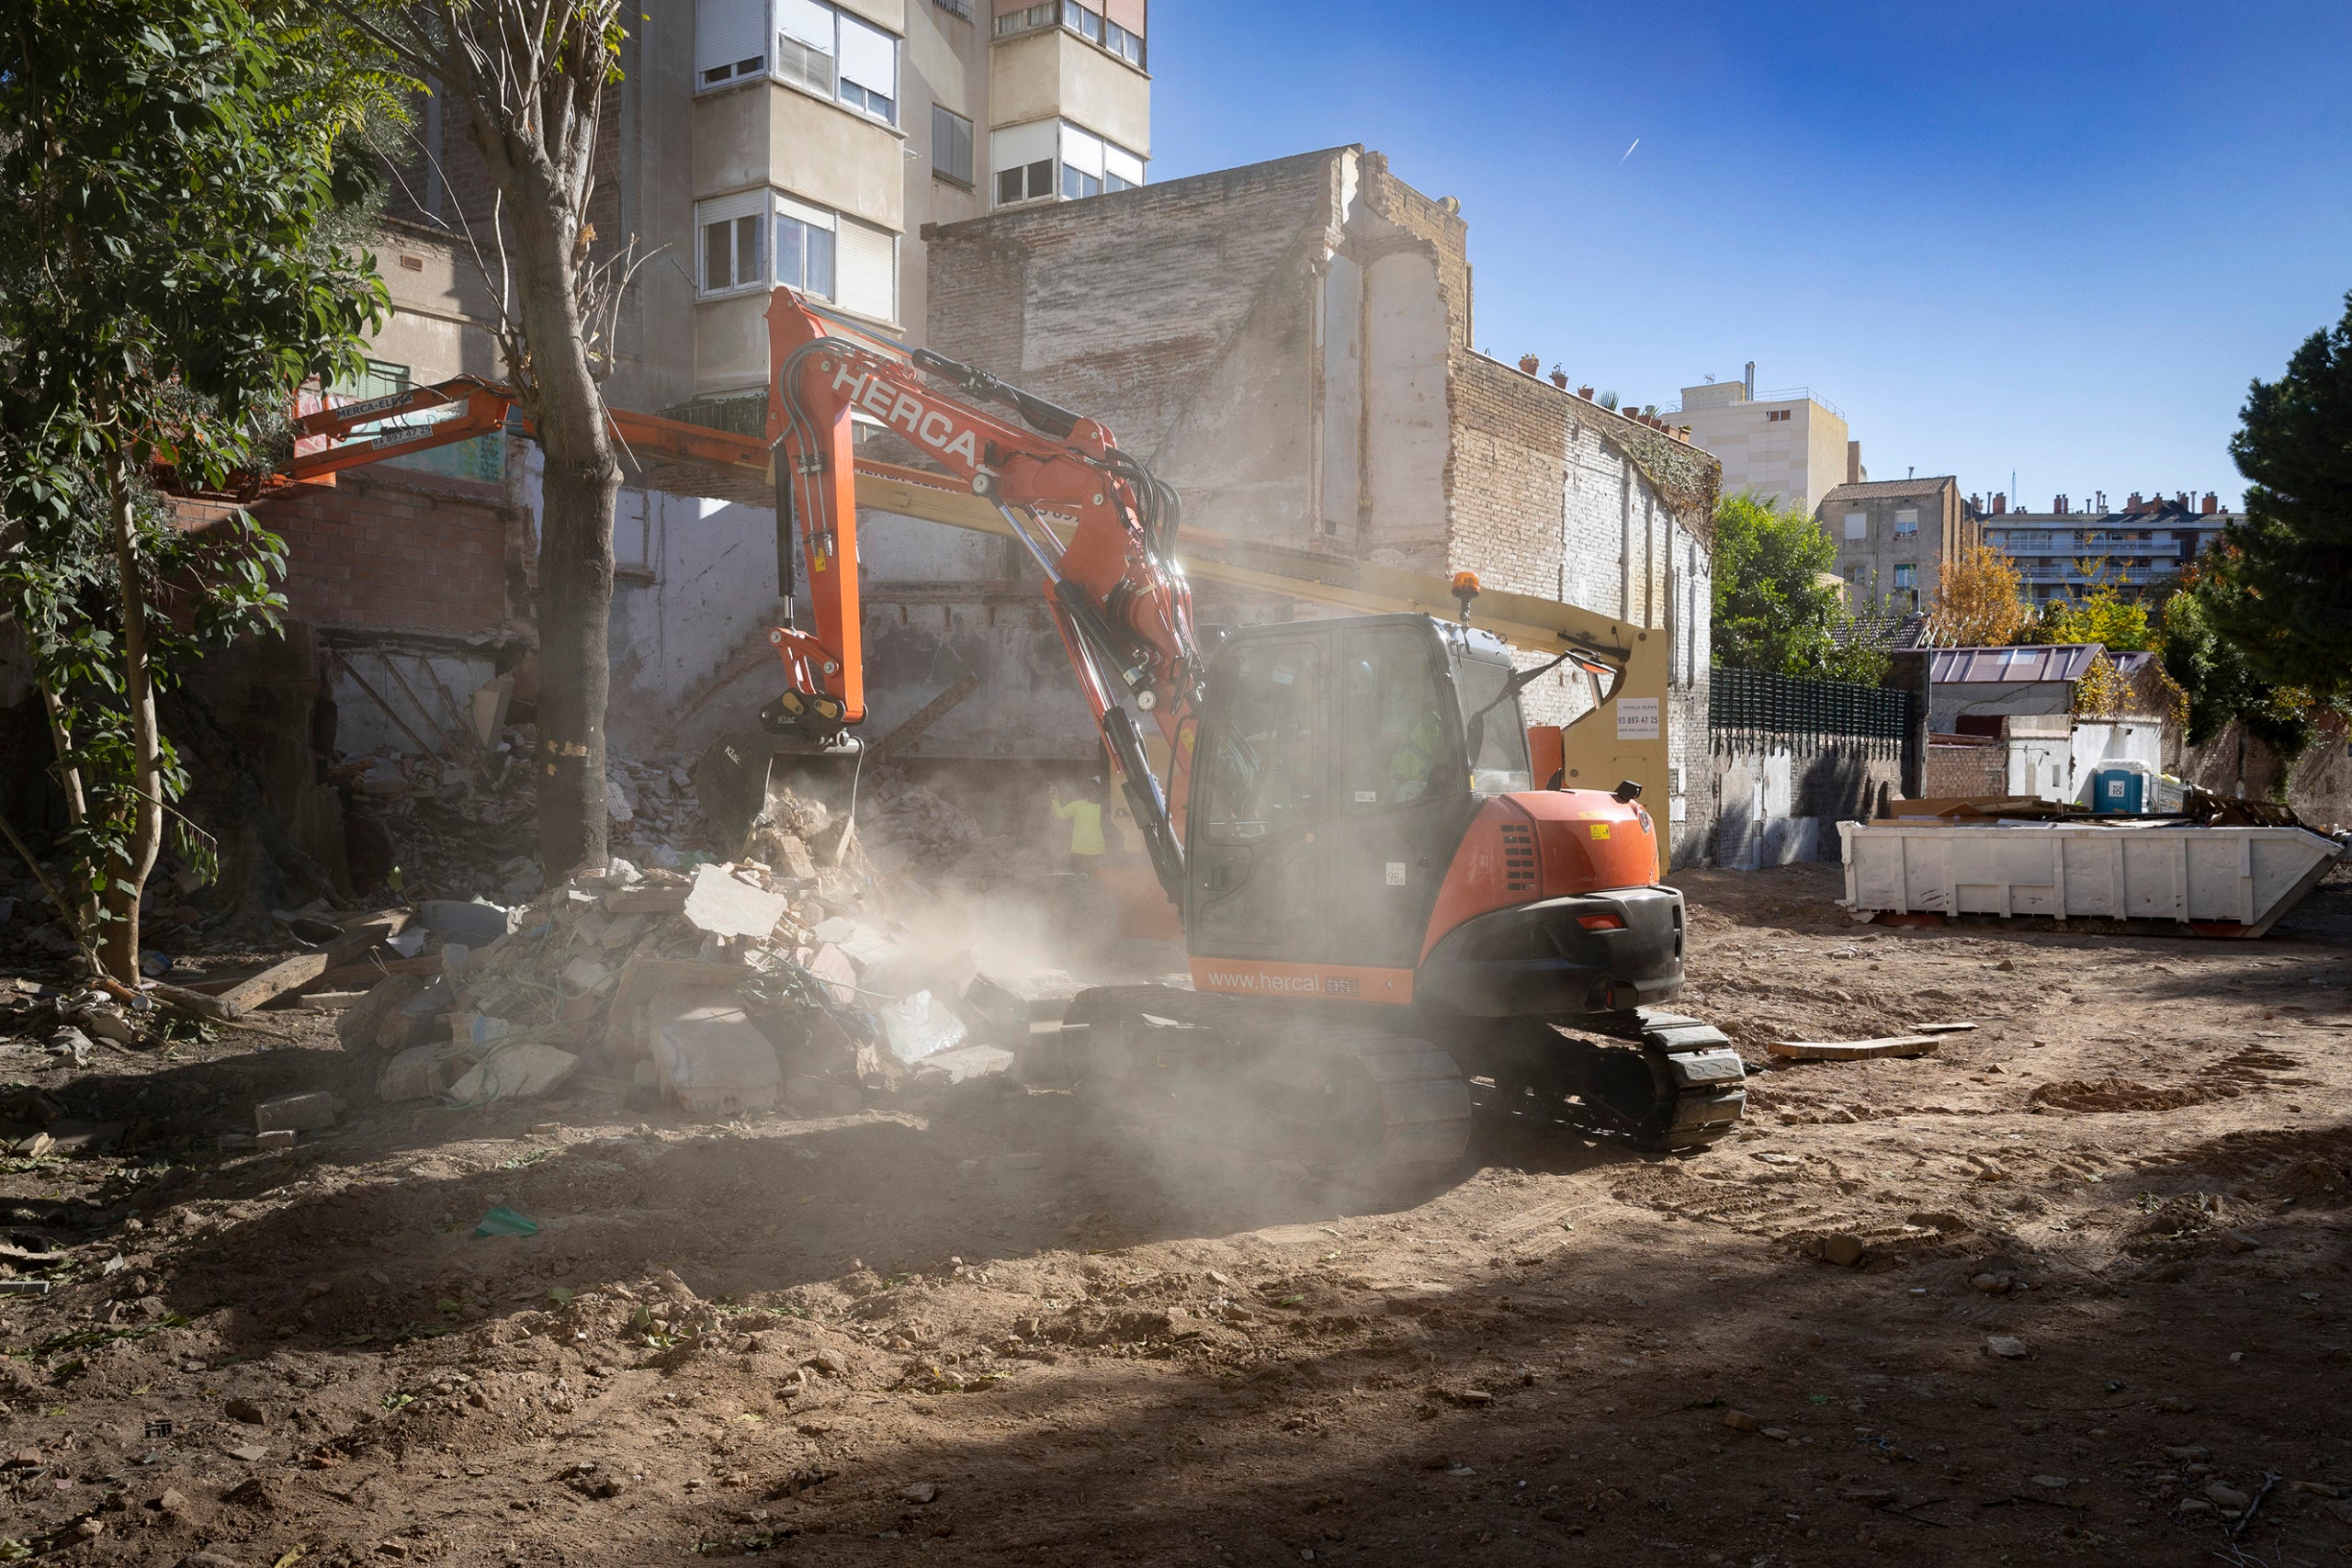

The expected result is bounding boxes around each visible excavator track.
[1057,986,1475,1181]
[1561,1010,1748,1152]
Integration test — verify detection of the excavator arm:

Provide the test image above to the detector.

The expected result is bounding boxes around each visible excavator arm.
[763,289,1204,898]
[267,288,1681,877]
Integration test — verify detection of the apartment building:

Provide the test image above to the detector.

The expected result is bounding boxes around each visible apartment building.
[1677,367,1854,515]
[368,0,1151,420]
[265,2,1152,755]
[1980,490,2236,604]
[1815,476,1980,614]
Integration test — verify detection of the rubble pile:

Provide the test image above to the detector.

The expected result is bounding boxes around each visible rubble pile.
[337,732,709,903]
[335,800,1044,1127]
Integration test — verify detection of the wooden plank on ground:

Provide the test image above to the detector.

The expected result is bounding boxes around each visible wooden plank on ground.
[1768,1034,1943,1062]
[209,911,411,1019]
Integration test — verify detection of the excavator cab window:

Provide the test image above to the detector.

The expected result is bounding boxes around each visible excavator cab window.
[1453,649,1534,795]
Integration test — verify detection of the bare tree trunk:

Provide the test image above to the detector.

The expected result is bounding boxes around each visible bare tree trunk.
[503,165,617,882]
[99,448,164,980]
[37,676,100,947]
[353,0,629,884]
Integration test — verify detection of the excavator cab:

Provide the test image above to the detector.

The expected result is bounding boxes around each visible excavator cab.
[1186,615,1525,976]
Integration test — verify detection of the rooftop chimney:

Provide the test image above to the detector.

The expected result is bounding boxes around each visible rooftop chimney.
[2176,491,2189,508]
[2052,493,2066,514]
[1846,440,1861,485]
[1992,492,2007,515]
[2127,491,2143,512]
[2202,491,2218,514]
[1744,361,1756,400]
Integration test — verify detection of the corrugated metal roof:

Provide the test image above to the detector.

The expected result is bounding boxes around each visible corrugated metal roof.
[1928,644,2104,683]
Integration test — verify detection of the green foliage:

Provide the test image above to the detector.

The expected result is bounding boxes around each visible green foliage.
[1711,491,1889,685]
[2207,290,2352,701]
[0,0,388,945]
[2027,586,2158,652]
[2162,576,2323,754]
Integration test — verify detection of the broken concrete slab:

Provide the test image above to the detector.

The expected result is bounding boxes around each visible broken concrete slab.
[916,1043,1016,1084]
[377,1044,452,1103]
[444,1041,580,1107]
[653,998,782,1116]
[681,863,789,942]
[333,973,430,1057]
[602,955,749,1058]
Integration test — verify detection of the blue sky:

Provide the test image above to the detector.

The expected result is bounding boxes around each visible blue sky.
[1148,2,2352,511]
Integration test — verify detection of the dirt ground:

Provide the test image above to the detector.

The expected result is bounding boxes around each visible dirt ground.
[6,861,2352,1567]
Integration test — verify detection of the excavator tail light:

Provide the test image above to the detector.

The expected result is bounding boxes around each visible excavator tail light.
[1576,914,1625,931]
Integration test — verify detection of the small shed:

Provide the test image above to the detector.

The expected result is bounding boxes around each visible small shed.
[1926,644,2103,733]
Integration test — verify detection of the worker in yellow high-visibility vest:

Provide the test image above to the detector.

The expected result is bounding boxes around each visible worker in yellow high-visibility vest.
[1050,776,1107,870]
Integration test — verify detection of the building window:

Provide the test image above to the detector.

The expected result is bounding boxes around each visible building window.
[1892,563,1917,590]
[1103,141,1143,192]
[933,0,971,15]
[995,0,1143,66]
[990,118,1144,207]
[995,158,1053,205]
[774,195,836,299]
[993,1,1055,36]
[1104,12,1143,65]
[697,199,763,294]
[744,0,897,124]
[932,104,974,187]
[1765,408,1790,423]
[1843,512,1867,541]
[1894,509,1918,536]
[696,0,768,85]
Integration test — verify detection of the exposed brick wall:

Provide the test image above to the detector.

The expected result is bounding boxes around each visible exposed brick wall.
[1357,152,1473,351]
[924,148,1346,458]
[202,473,526,638]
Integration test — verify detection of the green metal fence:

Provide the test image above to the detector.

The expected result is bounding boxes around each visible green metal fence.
[1709,667,1909,743]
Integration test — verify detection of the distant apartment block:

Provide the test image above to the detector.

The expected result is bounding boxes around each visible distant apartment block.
[1979,490,2236,603]
[1816,476,1980,614]
[1677,366,1853,515]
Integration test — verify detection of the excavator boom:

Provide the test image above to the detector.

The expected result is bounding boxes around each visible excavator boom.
[272,288,1679,863]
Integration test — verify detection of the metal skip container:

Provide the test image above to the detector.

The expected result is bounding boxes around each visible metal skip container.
[1838,819,2348,938]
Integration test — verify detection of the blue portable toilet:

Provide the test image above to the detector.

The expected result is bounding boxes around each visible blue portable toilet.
[2090,761,2150,815]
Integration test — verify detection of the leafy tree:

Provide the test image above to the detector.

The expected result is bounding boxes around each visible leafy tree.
[2162,572,2321,754]
[2029,586,2158,651]
[0,0,388,978]
[1925,543,2027,647]
[2205,290,2352,701]
[1711,491,1888,684]
[340,0,639,885]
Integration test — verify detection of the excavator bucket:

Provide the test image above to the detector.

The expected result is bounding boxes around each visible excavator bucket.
[689,730,866,864]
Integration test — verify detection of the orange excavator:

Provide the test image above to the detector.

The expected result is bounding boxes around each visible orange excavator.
[276,288,1747,1174]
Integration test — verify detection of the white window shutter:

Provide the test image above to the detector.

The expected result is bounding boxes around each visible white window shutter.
[776,0,832,49]
[1103,142,1144,186]
[695,0,766,80]
[835,218,897,322]
[695,189,769,229]
[1843,513,1867,541]
[774,191,837,231]
[837,12,898,98]
[990,118,1058,175]
[1059,122,1104,178]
